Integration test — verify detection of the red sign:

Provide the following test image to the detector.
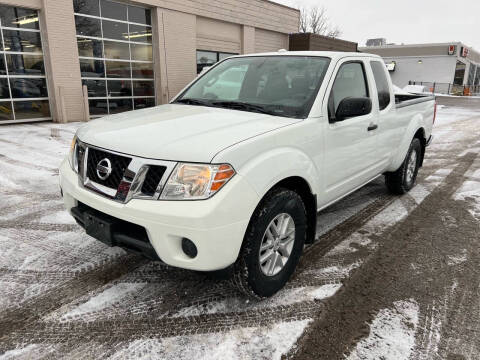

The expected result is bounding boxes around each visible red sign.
[448,45,456,55]
[461,47,469,57]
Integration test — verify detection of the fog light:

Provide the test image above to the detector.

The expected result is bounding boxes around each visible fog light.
[181,238,197,258]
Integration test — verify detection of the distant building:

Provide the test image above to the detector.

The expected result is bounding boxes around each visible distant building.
[289,33,358,52]
[366,38,386,47]
[360,42,480,89]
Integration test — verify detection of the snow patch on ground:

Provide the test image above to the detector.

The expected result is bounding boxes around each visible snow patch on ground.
[173,283,342,318]
[109,319,311,360]
[0,345,39,360]
[37,210,76,224]
[447,249,467,266]
[454,179,480,219]
[62,283,146,319]
[347,299,420,360]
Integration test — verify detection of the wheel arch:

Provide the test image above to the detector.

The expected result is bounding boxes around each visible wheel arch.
[258,176,317,245]
[413,127,427,167]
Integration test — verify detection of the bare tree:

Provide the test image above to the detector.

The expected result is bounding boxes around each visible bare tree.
[299,6,341,39]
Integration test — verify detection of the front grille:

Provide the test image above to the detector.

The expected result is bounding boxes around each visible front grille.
[86,148,131,190]
[141,165,167,196]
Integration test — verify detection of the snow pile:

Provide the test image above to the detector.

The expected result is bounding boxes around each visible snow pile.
[109,319,311,360]
[347,299,420,360]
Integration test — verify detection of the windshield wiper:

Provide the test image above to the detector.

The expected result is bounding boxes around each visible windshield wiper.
[174,98,212,107]
[210,101,277,116]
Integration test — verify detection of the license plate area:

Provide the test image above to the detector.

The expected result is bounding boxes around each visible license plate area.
[84,211,116,246]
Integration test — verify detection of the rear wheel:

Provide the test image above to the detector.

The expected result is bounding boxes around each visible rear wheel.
[232,188,307,298]
[385,138,422,194]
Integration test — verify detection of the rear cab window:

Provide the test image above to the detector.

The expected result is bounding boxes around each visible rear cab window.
[370,61,391,110]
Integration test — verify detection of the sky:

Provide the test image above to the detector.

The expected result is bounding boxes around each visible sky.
[273,0,480,50]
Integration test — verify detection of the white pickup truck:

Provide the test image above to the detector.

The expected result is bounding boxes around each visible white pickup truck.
[60,51,435,298]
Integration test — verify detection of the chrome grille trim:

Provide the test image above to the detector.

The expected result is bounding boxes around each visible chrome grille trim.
[76,140,176,203]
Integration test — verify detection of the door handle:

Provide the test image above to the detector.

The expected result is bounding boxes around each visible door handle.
[367,124,378,131]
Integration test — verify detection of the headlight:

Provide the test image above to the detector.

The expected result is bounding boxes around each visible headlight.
[68,135,78,173]
[160,163,235,200]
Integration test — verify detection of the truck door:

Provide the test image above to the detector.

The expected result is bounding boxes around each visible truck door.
[322,58,381,202]
[369,60,398,166]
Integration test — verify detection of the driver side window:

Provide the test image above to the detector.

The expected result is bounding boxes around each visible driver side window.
[328,62,369,120]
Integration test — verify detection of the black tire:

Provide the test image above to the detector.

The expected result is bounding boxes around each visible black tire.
[231,188,307,298]
[385,138,422,195]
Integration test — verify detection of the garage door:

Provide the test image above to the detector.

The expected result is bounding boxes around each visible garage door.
[255,29,288,53]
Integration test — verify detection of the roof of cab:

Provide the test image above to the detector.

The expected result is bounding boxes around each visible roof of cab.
[229,51,381,61]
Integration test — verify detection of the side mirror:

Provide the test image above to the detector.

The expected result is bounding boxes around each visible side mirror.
[334,97,372,122]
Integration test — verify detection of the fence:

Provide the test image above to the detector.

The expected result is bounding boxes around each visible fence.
[408,81,480,96]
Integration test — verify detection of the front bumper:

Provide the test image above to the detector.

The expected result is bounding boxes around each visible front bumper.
[59,159,260,271]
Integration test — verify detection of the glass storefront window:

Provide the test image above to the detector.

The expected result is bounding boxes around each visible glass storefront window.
[128,24,152,43]
[13,100,51,120]
[104,40,130,60]
[107,79,132,97]
[74,0,155,117]
[0,57,6,75]
[80,58,105,77]
[82,79,107,97]
[106,60,131,78]
[6,54,44,75]
[0,6,39,30]
[109,98,132,113]
[128,6,151,25]
[454,61,466,85]
[75,15,101,37]
[131,62,153,78]
[0,5,50,122]
[73,0,100,16]
[77,38,103,58]
[134,97,155,110]
[131,43,152,61]
[88,99,108,115]
[102,20,128,41]
[100,0,127,21]
[0,78,9,99]
[3,30,42,53]
[0,101,13,120]
[133,80,154,97]
[10,78,48,98]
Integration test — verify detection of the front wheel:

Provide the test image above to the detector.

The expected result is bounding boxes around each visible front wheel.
[385,138,422,194]
[232,188,307,298]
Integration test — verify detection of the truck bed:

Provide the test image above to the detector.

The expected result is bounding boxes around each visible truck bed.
[395,94,435,108]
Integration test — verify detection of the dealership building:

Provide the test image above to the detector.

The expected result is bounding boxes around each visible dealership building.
[360,42,480,91]
[0,0,299,124]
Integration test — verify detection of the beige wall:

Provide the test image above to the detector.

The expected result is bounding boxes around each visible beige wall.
[141,0,299,34]
[157,9,197,100]
[255,28,288,53]
[242,25,256,54]
[197,17,241,54]
[40,0,86,123]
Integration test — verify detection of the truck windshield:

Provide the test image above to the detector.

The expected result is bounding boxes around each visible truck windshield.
[174,56,331,119]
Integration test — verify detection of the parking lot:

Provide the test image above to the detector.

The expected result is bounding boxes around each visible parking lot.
[0,97,479,359]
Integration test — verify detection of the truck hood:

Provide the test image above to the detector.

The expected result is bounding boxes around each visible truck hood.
[77,104,299,162]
